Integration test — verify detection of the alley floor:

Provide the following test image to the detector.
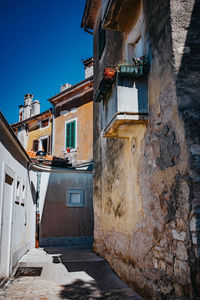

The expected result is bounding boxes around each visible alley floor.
[0,247,143,300]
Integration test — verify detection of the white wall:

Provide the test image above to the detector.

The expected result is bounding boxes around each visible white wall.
[0,141,36,278]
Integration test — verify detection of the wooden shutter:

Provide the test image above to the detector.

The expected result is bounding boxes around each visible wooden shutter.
[66,121,76,148]
[32,140,39,152]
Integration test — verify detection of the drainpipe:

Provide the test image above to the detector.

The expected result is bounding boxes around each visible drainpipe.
[51,105,55,155]
[35,171,41,248]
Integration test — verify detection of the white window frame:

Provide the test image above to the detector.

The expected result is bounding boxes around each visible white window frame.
[39,135,49,152]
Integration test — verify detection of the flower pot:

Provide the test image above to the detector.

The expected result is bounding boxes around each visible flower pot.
[104,68,116,78]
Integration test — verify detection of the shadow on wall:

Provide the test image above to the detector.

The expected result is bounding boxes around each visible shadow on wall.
[27,171,37,205]
[38,170,94,245]
[175,0,200,296]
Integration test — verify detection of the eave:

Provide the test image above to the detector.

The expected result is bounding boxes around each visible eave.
[81,0,100,30]
[48,76,93,105]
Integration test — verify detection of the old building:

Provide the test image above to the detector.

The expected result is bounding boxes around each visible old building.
[0,111,36,282]
[11,94,52,158]
[82,0,200,299]
[48,58,93,167]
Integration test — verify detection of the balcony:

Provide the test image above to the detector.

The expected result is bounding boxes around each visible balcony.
[95,60,149,138]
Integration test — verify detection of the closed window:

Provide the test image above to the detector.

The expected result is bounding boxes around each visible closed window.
[67,189,84,207]
[66,120,76,149]
[32,140,39,152]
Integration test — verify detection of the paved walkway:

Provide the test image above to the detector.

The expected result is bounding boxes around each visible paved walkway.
[0,247,143,300]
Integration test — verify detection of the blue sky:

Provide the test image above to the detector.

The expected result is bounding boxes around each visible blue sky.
[0,0,92,124]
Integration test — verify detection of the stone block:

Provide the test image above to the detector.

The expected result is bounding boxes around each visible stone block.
[173,283,183,297]
[176,218,186,232]
[166,264,173,276]
[176,242,188,261]
[174,259,189,285]
[190,216,196,231]
[172,230,186,241]
[153,257,158,269]
[159,260,166,270]
[165,253,174,264]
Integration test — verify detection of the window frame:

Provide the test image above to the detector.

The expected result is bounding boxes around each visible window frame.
[66,189,84,207]
[65,118,77,150]
[40,118,49,129]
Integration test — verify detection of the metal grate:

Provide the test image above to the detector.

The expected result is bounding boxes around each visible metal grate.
[14,267,43,277]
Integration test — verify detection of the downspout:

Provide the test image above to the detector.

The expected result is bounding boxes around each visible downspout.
[51,104,55,155]
[35,171,41,248]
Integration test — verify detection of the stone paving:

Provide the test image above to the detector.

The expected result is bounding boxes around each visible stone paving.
[0,247,143,300]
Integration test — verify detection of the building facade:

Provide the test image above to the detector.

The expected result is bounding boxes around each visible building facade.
[11,94,52,158]
[82,1,200,299]
[48,58,93,167]
[0,112,36,283]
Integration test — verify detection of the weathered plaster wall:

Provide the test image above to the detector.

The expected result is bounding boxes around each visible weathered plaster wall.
[54,102,93,162]
[92,0,200,299]
[39,171,93,246]
[27,122,52,151]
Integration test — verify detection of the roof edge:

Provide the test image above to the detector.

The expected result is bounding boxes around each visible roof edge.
[48,75,93,104]
[0,111,31,164]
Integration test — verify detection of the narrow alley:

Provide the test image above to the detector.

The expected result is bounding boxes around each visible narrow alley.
[0,247,143,300]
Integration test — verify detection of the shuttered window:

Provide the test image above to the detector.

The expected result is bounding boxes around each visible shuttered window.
[66,120,76,148]
[32,140,39,152]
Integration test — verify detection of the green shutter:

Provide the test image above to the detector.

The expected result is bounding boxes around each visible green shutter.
[66,120,76,148]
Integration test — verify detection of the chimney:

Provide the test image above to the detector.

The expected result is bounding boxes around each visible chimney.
[31,100,40,117]
[60,83,72,92]
[23,94,33,120]
[83,57,93,79]
[18,105,23,122]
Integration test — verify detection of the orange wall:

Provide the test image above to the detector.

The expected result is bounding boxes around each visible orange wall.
[54,101,93,162]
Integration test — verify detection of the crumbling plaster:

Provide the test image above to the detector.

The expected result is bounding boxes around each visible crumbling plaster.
[92,0,200,299]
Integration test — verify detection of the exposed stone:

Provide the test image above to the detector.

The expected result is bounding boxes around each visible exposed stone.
[153,250,164,259]
[166,264,173,276]
[165,253,174,265]
[176,242,188,261]
[153,257,158,269]
[159,260,166,270]
[190,216,196,232]
[176,218,186,232]
[174,259,189,285]
[173,283,183,297]
[192,232,198,245]
[172,230,186,241]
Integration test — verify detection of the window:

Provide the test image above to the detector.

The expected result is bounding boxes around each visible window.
[67,189,84,207]
[66,120,76,149]
[41,119,49,128]
[21,184,25,206]
[32,140,39,152]
[15,180,20,204]
[98,22,106,59]
[38,136,51,154]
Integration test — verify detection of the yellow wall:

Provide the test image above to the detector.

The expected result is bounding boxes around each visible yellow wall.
[54,101,93,162]
[27,123,52,151]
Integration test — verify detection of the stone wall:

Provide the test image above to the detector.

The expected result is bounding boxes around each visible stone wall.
[92,0,200,299]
